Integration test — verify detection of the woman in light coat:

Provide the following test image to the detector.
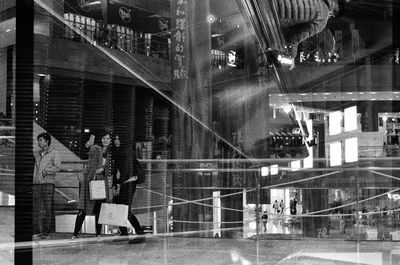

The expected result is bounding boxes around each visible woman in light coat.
[72,131,112,239]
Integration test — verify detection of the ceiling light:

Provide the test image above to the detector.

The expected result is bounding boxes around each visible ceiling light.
[207,14,216,23]
[277,55,294,66]
[283,105,291,113]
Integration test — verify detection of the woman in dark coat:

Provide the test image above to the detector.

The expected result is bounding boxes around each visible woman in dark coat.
[72,132,112,239]
[112,135,144,239]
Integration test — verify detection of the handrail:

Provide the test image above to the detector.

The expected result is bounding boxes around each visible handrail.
[54,188,76,204]
[0,126,15,130]
[59,169,83,173]
[61,160,88,164]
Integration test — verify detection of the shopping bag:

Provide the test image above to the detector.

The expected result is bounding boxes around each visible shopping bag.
[98,203,129,227]
[89,180,106,200]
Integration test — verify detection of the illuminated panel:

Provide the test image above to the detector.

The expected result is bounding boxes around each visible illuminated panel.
[329,111,342,135]
[305,119,313,141]
[270,164,278,175]
[303,147,313,168]
[344,106,357,132]
[290,160,301,171]
[330,141,342,166]
[345,137,358,163]
[261,166,269,177]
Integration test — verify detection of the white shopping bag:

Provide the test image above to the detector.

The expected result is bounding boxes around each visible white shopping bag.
[98,203,129,227]
[89,180,106,200]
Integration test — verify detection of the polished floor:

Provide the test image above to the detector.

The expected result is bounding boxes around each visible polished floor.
[1,233,400,265]
[30,235,400,265]
[0,207,400,265]
[2,207,400,264]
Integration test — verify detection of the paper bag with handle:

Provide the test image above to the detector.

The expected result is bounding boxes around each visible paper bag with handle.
[98,203,129,227]
[89,173,106,200]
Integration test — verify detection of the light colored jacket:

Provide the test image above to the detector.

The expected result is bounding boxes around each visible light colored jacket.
[33,148,61,184]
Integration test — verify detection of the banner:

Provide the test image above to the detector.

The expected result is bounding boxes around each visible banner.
[64,0,103,20]
[108,1,170,34]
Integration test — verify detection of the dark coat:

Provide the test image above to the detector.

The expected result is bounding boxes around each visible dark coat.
[77,145,111,213]
[113,157,143,206]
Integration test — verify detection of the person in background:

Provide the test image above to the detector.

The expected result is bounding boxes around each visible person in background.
[290,199,294,215]
[280,199,285,215]
[33,132,61,240]
[292,198,298,215]
[273,200,279,214]
[261,211,269,233]
[112,136,145,243]
[72,131,112,240]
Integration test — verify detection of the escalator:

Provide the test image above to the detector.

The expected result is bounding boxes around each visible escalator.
[236,0,311,159]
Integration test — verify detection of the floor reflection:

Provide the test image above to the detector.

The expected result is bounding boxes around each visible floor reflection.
[27,233,400,265]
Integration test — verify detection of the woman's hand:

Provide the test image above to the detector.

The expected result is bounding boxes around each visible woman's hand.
[111,184,120,197]
[85,135,95,148]
[95,168,103,174]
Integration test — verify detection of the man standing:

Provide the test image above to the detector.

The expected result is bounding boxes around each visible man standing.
[33,132,61,240]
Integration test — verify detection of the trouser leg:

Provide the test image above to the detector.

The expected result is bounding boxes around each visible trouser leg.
[93,200,103,236]
[73,210,86,237]
[32,185,41,235]
[41,184,54,236]
[128,211,142,234]
[119,184,142,235]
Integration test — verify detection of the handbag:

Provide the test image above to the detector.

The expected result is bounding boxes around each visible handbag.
[89,174,106,200]
[98,203,129,227]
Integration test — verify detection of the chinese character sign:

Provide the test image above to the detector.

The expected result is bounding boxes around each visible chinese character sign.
[171,0,188,80]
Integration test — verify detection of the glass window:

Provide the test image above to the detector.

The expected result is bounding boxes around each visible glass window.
[4,0,400,264]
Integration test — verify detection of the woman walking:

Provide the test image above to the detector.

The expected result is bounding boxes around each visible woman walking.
[72,131,112,239]
[112,135,145,242]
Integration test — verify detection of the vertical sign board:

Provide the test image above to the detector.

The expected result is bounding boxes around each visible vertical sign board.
[171,0,189,81]
[170,0,189,231]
